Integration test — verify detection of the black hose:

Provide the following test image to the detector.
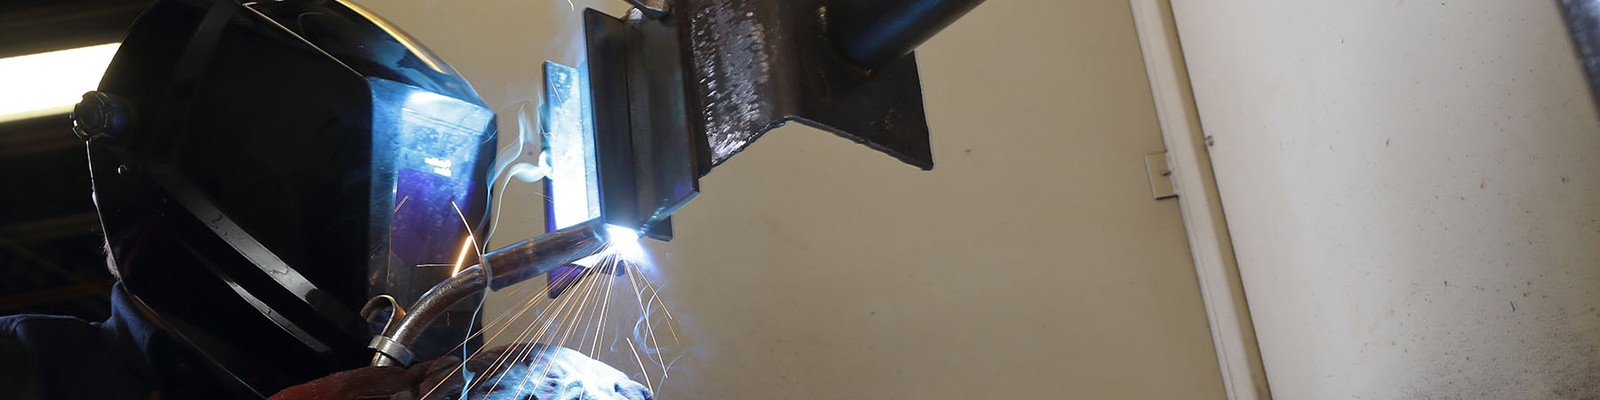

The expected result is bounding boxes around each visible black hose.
[831,0,986,69]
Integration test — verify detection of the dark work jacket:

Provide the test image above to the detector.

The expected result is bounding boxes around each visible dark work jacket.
[0,283,244,399]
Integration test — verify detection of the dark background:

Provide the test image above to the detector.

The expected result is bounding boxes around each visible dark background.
[0,0,154,320]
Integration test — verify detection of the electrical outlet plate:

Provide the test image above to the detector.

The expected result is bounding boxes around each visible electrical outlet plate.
[1145,152,1177,200]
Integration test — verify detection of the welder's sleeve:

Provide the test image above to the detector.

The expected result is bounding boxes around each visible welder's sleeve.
[0,314,156,400]
[0,318,46,399]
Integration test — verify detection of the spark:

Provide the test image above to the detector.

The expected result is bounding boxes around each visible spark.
[591,257,619,355]
[493,270,601,396]
[488,271,597,388]
[646,285,679,330]
[448,201,482,277]
[430,281,543,358]
[393,195,410,213]
[482,309,549,376]
[626,264,672,383]
[420,278,578,399]
[451,237,473,276]
[556,268,604,349]
[426,224,684,400]
[534,273,602,348]
[486,268,605,397]
[423,243,610,399]
[626,337,654,394]
[480,305,558,394]
[586,259,616,354]
[419,283,556,396]
[477,297,570,395]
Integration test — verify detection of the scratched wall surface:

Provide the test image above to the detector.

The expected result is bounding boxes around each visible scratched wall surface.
[1171,0,1600,398]
[349,0,1227,398]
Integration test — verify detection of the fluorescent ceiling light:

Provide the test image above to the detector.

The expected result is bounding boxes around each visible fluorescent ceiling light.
[0,42,121,121]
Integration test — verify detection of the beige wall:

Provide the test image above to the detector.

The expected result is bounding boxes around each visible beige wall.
[352,0,1227,398]
[1172,0,1600,398]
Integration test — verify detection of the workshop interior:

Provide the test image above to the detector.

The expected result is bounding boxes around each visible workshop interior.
[2,0,1600,399]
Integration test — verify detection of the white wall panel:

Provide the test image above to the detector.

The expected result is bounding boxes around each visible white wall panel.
[1172,1,1600,398]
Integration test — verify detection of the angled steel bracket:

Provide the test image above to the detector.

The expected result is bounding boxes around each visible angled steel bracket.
[678,0,935,171]
[541,0,984,242]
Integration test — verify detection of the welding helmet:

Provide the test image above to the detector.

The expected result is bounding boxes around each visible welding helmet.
[74,0,494,395]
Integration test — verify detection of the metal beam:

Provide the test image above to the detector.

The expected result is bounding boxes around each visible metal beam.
[0,0,151,58]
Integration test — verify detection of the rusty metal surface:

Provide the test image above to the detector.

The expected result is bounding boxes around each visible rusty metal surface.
[679,0,934,170]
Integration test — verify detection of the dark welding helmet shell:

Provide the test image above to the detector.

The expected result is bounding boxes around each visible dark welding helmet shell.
[81,0,495,395]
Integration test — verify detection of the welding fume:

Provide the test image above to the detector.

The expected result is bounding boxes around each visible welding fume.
[0,0,983,398]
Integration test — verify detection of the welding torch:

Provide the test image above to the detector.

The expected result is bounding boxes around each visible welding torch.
[367,219,612,367]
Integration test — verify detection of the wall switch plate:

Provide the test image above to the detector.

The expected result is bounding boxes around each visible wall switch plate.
[1144,152,1177,200]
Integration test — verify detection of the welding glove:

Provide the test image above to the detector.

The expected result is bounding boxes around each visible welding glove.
[267,356,460,400]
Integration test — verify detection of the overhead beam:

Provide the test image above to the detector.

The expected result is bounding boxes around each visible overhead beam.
[0,0,150,58]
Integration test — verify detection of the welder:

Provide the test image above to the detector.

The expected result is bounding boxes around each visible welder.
[0,0,647,399]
